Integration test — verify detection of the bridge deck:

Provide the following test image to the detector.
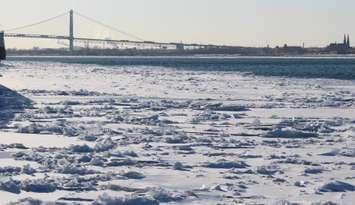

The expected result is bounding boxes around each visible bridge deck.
[4,33,232,49]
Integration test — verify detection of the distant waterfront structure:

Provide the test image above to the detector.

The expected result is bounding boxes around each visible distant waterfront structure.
[272,44,305,55]
[0,31,6,60]
[176,43,185,51]
[326,34,351,54]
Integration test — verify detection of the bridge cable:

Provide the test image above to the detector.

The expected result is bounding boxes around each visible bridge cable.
[74,11,144,41]
[4,11,68,32]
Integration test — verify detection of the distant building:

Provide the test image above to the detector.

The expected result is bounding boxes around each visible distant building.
[326,34,351,54]
[274,44,305,55]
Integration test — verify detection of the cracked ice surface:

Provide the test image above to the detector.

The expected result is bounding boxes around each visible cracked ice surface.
[0,60,354,205]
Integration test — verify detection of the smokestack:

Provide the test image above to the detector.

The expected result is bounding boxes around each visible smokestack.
[0,31,6,60]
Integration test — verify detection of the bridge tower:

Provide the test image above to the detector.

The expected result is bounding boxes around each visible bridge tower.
[69,9,74,52]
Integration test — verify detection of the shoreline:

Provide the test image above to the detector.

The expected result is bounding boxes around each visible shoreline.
[5,53,355,58]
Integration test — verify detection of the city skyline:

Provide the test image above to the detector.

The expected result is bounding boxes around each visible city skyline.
[1,0,355,49]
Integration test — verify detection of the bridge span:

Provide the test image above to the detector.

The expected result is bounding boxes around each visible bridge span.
[4,32,230,50]
[3,10,235,52]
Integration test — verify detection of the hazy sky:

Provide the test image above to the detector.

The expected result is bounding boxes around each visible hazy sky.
[1,0,354,48]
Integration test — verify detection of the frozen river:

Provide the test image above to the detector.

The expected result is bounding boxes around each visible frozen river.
[0,57,354,204]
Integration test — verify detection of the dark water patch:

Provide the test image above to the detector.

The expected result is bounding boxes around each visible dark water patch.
[7,56,355,80]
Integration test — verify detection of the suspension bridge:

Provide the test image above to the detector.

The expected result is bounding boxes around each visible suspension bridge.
[2,10,235,52]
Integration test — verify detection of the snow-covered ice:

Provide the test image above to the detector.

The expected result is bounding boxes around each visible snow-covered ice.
[0,59,354,204]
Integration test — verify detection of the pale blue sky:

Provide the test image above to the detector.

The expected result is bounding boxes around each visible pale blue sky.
[1,0,354,48]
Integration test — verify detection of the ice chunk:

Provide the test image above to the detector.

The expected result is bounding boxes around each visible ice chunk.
[321,148,355,157]
[256,165,281,175]
[318,181,355,192]
[264,128,318,139]
[148,187,186,203]
[173,162,192,171]
[0,166,21,176]
[311,201,338,205]
[120,171,145,179]
[0,178,21,194]
[93,193,159,205]
[8,198,45,205]
[273,200,301,205]
[69,144,94,153]
[57,164,97,175]
[165,134,188,144]
[205,159,249,169]
[21,179,57,193]
[304,167,324,174]
[94,137,116,152]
